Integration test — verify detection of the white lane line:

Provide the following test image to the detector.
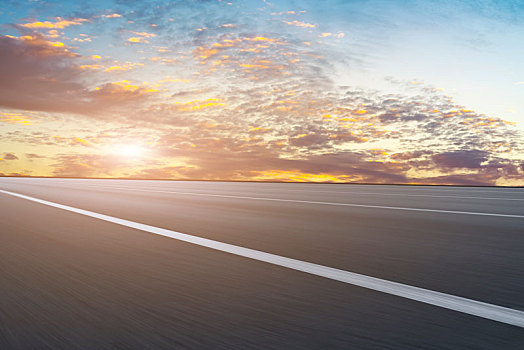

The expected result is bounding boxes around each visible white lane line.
[78,185,524,201]
[3,180,523,217]
[3,178,524,200]
[1,188,524,328]
[51,184,524,219]
[261,189,524,201]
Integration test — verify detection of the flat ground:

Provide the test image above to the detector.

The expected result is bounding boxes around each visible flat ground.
[0,178,523,349]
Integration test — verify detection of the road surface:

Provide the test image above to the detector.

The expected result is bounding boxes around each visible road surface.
[0,178,523,349]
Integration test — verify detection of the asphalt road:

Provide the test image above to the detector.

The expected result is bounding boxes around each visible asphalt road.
[0,177,523,349]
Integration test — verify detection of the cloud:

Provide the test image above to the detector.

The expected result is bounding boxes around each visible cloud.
[0,172,30,177]
[35,73,522,185]
[90,81,158,103]
[0,35,157,115]
[79,64,103,70]
[2,153,19,160]
[129,31,156,38]
[103,62,144,72]
[3,34,77,57]
[411,174,495,186]
[20,17,88,29]
[283,20,316,28]
[0,34,86,112]
[127,37,149,43]
[51,154,126,177]
[138,75,522,185]
[318,32,345,38]
[102,13,122,18]
[0,112,32,125]
[52,154,103,177]
[26,153,47,159]
[130,166,198,179]
[432,150,488,169]
[51,153,160,178]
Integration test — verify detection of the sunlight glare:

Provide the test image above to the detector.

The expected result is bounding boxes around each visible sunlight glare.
[115,144,144,158]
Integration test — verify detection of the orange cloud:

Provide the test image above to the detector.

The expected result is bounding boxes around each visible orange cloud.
[283,20,316,28]
[195,47,219,60]
[94,80,159,94]
[194,35,284,66]
[21,17,88,29]
[249,127,271,134]
[174,98,225,111]
[104,62,144,72]
[71,137,90,146]
[158,77,191,83]
[130,31,156,38]
[318,32,345,38]
[239,59,278,70]
[127,37,149,44]
[50,136,94,147]
[72,37,92,43]
[6,34,77,57]
[244,36,277,42]
[79,64,103,70]
[46,30,61,38]
[254,170,345,182]
[149,57,177,64]
[0,112,31,125]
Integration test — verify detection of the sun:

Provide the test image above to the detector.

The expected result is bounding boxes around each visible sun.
[115,144,144,158]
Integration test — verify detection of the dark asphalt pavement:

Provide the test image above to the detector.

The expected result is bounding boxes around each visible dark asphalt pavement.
[0,178,523,349]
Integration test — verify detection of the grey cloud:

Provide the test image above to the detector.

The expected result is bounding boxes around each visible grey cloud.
[432,150,488,169]
[26,153,47,159]
[2,152,19,160]
[0,35,156,116]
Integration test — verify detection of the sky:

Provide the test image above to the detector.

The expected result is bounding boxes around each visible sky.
[0,0,523,186]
